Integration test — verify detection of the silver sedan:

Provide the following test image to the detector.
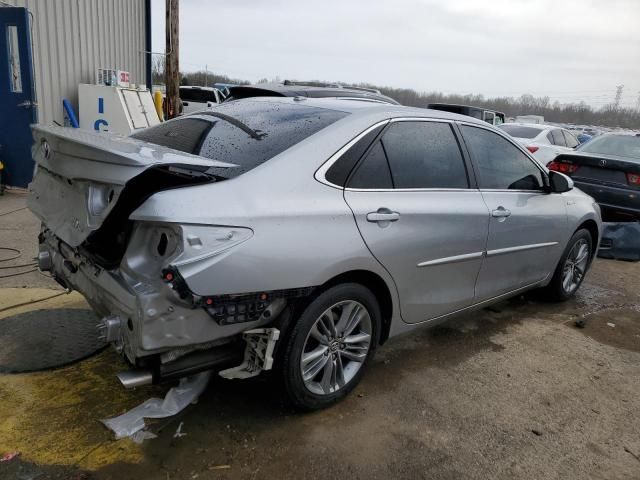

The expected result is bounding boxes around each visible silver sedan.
[29,98,601,409]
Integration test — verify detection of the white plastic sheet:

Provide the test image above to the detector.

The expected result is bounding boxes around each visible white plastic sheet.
[101,371,212,439]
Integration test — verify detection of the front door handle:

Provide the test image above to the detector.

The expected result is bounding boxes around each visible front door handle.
[491,207,511,218]
[367,209,400,223]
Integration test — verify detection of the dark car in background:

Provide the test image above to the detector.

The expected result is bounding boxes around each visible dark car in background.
[549,133,640,221]
[223,81,400,105]
[427,104,505,126]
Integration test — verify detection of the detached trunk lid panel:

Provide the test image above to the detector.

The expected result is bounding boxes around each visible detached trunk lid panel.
[28,125,235,248]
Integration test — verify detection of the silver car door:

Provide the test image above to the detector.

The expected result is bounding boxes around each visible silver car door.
[459,124,568,301]
[343,119,490,324]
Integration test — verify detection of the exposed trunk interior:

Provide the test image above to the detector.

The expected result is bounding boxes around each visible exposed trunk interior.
[80,165,219,269]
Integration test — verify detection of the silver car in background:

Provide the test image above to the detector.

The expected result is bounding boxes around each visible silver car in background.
[29,98,601,409]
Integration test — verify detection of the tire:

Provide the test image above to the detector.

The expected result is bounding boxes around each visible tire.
[539,228,593,302]
[279,283,381,410]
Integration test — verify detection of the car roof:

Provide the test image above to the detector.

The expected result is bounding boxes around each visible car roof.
[229,96,490,125]
[227,84,400,105]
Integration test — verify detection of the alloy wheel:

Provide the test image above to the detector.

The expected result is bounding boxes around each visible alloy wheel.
[300,300,372,395]
[562,238,590,294]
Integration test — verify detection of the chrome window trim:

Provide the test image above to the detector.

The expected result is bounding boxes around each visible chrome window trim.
[315,116,462,190]
[345,187,479,193]
[479,189,548,194]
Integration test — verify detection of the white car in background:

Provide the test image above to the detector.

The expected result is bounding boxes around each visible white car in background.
[499,123,580,165]
[179,86,225,114]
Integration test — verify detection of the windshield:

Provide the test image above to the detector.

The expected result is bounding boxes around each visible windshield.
[498,124,543,139]
[131,100,349,178]
[577,134,640,160]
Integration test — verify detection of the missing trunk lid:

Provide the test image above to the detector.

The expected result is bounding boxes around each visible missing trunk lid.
[80,164,221,269]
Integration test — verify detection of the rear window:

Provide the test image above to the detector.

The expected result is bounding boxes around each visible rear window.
[498,124,543,139]
[578,135,640,160]
[131,100,348,178]
[180,88,218,102]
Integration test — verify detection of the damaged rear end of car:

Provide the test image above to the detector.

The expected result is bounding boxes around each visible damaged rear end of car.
[29,99,353,387]
[28,125,276,385]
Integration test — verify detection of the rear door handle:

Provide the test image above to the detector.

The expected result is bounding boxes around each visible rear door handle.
[367,209,400,223]
[491,207,511,218]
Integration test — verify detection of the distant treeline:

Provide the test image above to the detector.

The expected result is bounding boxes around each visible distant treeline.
[168,66,640,129]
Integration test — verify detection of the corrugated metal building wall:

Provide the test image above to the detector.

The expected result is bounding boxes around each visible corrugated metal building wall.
[4,0,148,126]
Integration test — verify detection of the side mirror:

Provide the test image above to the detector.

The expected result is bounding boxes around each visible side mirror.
[548,170,574,193]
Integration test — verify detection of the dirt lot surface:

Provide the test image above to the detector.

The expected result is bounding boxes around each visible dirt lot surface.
[1,192,639,479]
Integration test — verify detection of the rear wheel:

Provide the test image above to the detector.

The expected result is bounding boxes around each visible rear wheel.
[280,283,380,410]
[540,229,592,301]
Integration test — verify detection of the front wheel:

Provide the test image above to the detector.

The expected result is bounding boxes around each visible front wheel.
[279,283,381,410]
[539,228,593,301]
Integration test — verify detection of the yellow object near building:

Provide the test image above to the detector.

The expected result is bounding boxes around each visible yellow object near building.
[153,90,164,122]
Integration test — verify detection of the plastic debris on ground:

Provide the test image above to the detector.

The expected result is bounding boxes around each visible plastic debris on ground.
[173,421,187,438]
[597,222,640,261]
[130,429,158,444]
[101,371,211,440]
[0,451,20,462]
[607,322,616,328]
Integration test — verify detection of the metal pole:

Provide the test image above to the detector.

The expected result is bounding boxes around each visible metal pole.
[165,0,180,119]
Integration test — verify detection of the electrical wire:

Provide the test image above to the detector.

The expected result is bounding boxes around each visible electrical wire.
[0,207,27,217]
[0,262,37,270]
[0,247,21,263]
[0,268,37,279]
[0,291,69,315]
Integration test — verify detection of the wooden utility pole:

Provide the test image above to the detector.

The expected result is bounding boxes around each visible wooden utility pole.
[165,0,180,119]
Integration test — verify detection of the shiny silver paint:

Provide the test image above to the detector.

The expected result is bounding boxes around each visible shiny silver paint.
[29,98,601,365]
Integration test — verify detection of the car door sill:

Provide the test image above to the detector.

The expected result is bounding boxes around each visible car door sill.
[411,276,550,326]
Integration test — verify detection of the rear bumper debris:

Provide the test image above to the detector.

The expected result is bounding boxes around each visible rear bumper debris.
[597,222,640,261]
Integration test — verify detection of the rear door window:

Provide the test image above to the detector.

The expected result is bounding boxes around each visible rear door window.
[347,141,393,189]
[131,100,348,178]
[325,124,386,187]
[563,130,579,148]
[380,121,469,189]
[461,125,545,191]
[551,129,567,147]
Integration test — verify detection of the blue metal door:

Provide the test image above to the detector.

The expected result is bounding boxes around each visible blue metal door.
[0,7,36,188]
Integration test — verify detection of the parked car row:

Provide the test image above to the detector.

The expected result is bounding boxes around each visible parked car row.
[498,120,640,223]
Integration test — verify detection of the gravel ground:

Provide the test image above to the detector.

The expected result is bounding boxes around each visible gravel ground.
[0,192,639,480]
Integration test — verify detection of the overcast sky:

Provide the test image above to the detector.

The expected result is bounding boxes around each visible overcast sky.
[152,0,640,108]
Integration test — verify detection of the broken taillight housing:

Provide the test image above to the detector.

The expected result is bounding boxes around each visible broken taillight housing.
[548,161,579,175]
[626,173,640,186]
